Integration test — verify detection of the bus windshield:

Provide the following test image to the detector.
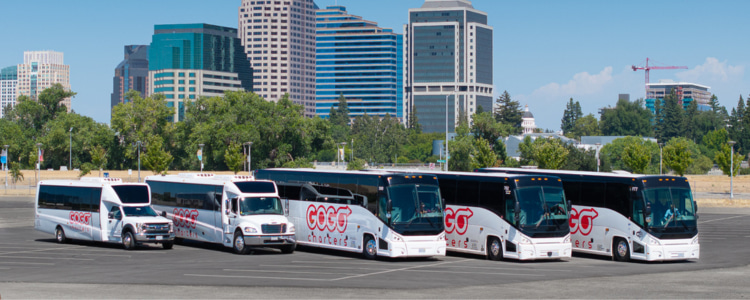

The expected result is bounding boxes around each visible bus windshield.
[514,186,569,237]
[388,184,444,236]
[122,206,158,217]
[644,187,697,235]
[240,197,283,216]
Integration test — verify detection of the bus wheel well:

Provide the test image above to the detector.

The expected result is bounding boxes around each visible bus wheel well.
[612,236,631,262]
[362,234,377,260]
[486,235,503,261]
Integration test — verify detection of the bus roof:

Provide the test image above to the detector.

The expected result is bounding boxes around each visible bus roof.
[40,178,144,188]
[370,169,563,180]
[259,168,434,177]
[478,167,686,180]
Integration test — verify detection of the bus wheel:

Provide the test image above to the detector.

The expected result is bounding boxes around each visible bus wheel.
[280,244,295,254]
[613,238,630,262]
[233,231,248,254]
[55,227,67,244]
[487,237,503,261]
[122,231,136,250]
[363,235,377,259]
[162,241,174,249]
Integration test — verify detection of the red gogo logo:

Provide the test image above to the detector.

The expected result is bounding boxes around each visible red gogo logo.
[173,208,199,229]
[445,207,473,235]
[69,211,91,225]
[570,208,598,236]
[306,204,352,233]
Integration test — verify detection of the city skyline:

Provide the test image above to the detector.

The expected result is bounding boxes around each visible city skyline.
[0,0,747,131]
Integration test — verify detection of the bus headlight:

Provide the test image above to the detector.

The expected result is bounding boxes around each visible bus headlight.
[563,235,571,244]
[136,223,145,233]
[168,223,174,233]
[648,238,661,246]
[437,233,446,241]
[244,226,258,234]
[288,224,295,233]
[520,237,532,245]
[691,235,699,245]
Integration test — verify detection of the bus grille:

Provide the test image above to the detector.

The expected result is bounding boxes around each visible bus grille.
[262,224,286,234]
[144,223,171,234]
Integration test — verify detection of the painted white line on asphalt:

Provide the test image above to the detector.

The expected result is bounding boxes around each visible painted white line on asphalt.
[698,215,746,224]
[185,273,329,281]
[404,269,546,277]
[224,269,360,276]
[0,261,55,266]
[441,264,572,272]
[0,256,93,261]
[289,260,406,266]
[259,264,389,271]
[331,259,471,281]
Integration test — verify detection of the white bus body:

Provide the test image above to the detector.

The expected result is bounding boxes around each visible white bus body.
[255,169,446,259]
[145,173,295,254]
[35,178,175,250]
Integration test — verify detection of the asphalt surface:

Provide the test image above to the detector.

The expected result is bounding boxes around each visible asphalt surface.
[0,197,749,298]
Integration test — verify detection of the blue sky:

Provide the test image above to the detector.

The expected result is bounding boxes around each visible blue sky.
[1,0,747,131]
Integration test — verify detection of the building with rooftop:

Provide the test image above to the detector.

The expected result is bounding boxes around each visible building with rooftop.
[404,0,494,133]
[111,45,149,111]
[148,23,253,122]
[238,0,318,117]
[315,5,403,120]
[645,80,711,114]
[16,51,71,111]
[0,66,18,118]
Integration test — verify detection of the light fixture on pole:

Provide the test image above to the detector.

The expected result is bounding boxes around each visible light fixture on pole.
[595,143,601,172]
[729,140,737,199]
[136,141,142,182]
[245,142,253,176]
[658,142,663,175]
[198,144,205,173]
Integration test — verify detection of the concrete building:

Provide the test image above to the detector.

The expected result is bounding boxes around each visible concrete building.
[238,0,318,117]
[16,51,71,111]
[0,66,18,118]
[521,104,536,134]
[111,45,149,110]
[315,5,403,120]
[404,0,494,133]
[645,80,711,114]
[148,24,253,122]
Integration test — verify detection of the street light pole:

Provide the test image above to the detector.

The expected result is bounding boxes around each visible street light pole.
[198,144,205,173]
[445,94,450,171]
[659,143,663,175]
[136,141,142,182]
[338,142,347,169]
[729,141,736,199]
[69,127,73,171]
[245,142,253,176]
[595,143,601,172]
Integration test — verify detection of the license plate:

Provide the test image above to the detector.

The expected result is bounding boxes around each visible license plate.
[271,236,279,241]
[419,248,426,253]
[156,236,163,240]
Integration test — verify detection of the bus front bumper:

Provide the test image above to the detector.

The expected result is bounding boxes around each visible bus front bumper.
[517,242,573,260]
[244,234,296,246]
[644,241,699,261]
[136,232,175,244]
[386,239,446,258]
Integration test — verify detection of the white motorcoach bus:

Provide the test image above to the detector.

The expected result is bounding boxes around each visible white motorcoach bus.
[145,173,296,254]
[35,178,175,250]
[478,168,699,262]
[255,168,446,259]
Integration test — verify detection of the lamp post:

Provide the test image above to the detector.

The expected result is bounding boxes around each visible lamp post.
[3,145,8,188]
[658,143,663,175]
[729,140,736,199]
[36,143,42,185]
[136,141,142,182]
[198,144,205,173]
[69,127,73,171]
[445,94,450,171]
[595,143,601,172]
[244,142,253,176]
[350,139,353,165]
[337,142,347,169]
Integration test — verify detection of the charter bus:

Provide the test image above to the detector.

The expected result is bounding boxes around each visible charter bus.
[145,173,296,254]
[254,168,446,259]
[379,170,571,260]
[35,178,175,250]
[477,168,699,262]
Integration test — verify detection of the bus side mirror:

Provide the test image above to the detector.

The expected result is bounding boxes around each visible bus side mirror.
[694,201,698,213]
[514,201,520,222]
[567,200,572,212]
[283,198,289,216]
[107,211,115,219]
[161,211,167,218]
[645,202,652,216]
[387,199,392,212]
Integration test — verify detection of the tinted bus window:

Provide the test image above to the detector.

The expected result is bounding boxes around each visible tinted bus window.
[38,185,102,212]
[455,180,479,206]
[605,183,630,215]
[579,182,605,207]
[478,181,504,215]
[561,181,581,204]
[235,181,276,194]
[112,185,150,204]
[439,178,458,205]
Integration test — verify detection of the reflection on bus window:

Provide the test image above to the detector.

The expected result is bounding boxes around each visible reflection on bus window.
[122,206,158,217]
[644,187,697,229]
[240,197,283,216]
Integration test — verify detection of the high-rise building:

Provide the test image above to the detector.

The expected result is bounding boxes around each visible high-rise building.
[16,51,72,111]
[404,0,494,133]
[148,23,253,122]
[0,66,18,118]
[315,5,403,120]
[238,0,318,117]
[645,80,711,114]
[111,45,149,110]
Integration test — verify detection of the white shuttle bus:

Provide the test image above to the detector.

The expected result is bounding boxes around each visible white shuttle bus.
[35,178,175,250]
[145,173,296,254]
[255,169,446,259]
[478,168,700,262]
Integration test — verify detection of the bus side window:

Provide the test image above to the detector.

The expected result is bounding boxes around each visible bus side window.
[378,195,388,223]
[632,191,645,227]
[230,198,239,215]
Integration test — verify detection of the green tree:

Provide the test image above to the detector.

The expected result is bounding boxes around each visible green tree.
[347,158,367,170]
[700,128,729,163]
[663,137,693,176]
[600,98,653,137]
[600,136,659,173]
[659,90,685,143]
[110,91,173,169]
[535,138,569,170]
[622,142,651,174]
[329,94,351,143]
[9,162,23,185]
[562,143,597,171]
[561,98,582,136]
[142,137,173,175]
[224,142,245,174]
[494,90,523,135]
[472,138,497,169]
[448,117,474,171]
[471,111,511,162]
[715,144,742,177]
[568,114,600,140]
[89,145,107,177]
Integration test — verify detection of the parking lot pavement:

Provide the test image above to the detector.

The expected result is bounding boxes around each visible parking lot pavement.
[0,197,749,298]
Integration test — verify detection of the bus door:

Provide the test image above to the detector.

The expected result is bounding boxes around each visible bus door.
[221,192,238,245]
[106,205,124,242]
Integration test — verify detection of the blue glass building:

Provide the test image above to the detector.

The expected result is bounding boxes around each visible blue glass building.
[111,45,149,111]
[315,5,403,120]
[148,24,253,122]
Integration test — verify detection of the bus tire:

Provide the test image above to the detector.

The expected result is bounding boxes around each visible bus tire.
[280,244,295,254]
[122,231,136,250]
[55,226,67,244]
[613,238,630,262]
[233,231,248,255]
[487,237,503,261]
[174,237,184,245]
[363,235,377,260]
[162,241,174,249]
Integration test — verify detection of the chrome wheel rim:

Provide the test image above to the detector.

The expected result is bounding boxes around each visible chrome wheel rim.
[235,235,245,252]
[124,234,132,248]
[366,239,377,256]
[491,240,501,256]
[617,241,628,257]
[56,229,62,242]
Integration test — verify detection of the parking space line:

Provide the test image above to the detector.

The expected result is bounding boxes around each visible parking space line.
[331,259,471,281]
[404,269,545,277]
[439,264,572,272]
[184,273,329,281]
[289,260,409,266]
[0,261,55,266]
[698,215,746,224]
[224,269,360,276]
[0,256,93,261]
[259,264,390,271]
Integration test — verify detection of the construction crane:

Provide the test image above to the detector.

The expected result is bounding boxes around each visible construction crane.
[632,58,688,97]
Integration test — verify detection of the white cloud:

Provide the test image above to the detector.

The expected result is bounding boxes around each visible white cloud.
[675,57,744,83]
[531,66,614,98]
